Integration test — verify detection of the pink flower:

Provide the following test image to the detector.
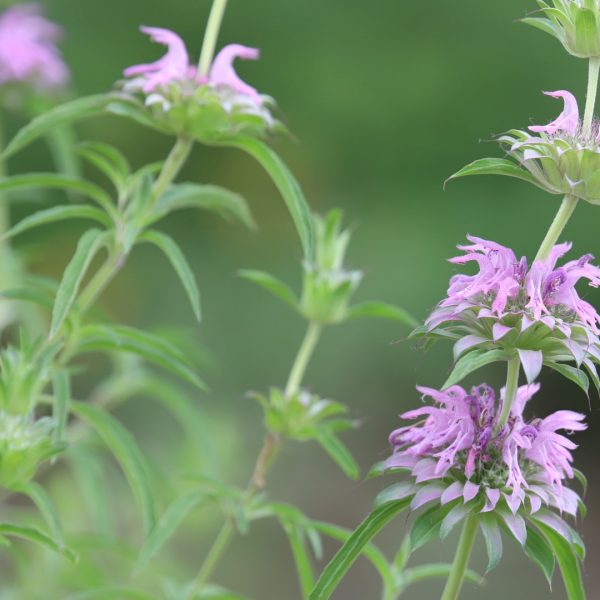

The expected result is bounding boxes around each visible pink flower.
[209,44,261,101]
[0,3,69,90]
[529,90,580,137]
[386,383,586,517]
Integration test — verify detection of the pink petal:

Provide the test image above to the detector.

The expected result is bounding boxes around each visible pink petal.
[463,481,480,503]
[209,43,261,100]
[441,481,464,505]
[529,90,579,136]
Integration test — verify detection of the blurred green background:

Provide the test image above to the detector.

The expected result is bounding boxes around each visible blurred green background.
[3,0,599,598]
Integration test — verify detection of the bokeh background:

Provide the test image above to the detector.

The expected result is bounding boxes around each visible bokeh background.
[3,0,599,598]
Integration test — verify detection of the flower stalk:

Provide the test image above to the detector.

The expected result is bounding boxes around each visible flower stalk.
[496,355,520,432]
[440,516,478,600]
[284,321,322,398]
[198,0,230,76]
[150,135,193,206]
[583,57,600,135]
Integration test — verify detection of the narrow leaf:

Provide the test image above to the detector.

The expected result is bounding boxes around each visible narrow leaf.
[70,401,157,537]
[446,158,541,188]
[140,230,201,321]
[238,269,298,309]
[524,525,555,587]
[346,301,418,327]
[0,523,76,562]
[403,563,484,587]
[443,349,508,388]
[479,514,503,573]
[52,370,70,444]
[309,498,411,600]
[315,428,360,480]
[50,228,107,337]
[544,361,589,394]
[410,502,455,551]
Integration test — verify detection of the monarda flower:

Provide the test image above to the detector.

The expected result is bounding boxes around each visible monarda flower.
[523,0,600,59]
[0,3,69,91]
[422,236,600,389]
[498,90,600,204]
[121,26,276,142]
[377,383,586,566]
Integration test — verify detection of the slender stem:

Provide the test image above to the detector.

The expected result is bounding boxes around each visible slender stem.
[284,321,322,398]
[77,253,125,316]
[534,195,578,262]
[440,516,478,600]
[198,0,229,76]
[150,136,193,206]
[191,520,236,593]
[583,57,600,135]
[496,355,520,432]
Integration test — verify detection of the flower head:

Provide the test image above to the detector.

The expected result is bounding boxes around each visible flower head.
[0,3,69,90]
[383,383,585,543]
[424,235,600,386]
[122,27,275,140]
[500,90,600,204]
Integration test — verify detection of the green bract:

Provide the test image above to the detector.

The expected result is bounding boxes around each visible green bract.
[523,0,600,58]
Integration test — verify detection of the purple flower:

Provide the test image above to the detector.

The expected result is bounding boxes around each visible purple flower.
[386,383,586,518]
[0,3,69,90]
[123,27,268,113]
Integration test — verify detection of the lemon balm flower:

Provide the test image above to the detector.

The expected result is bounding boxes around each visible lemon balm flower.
[0,3,68,91]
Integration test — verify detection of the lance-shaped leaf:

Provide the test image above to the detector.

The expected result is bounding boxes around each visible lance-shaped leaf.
[70,401,157,537]
[135,489,210,573]
[149,183,255,230]
[314,428,359,480]
[524,525,555,587]
[52,369,70,445]
[2,94,110,159]
[346,301,418,327]
[106,95,169,134]
[543,361,590,395]
[74,324,206,390]
[446,158,542,189]
[479,513,503,573]
[222,137,315,260]
[534,521,585,600]
[139,230,201,321]
[238,269,298,309]
[51,228,109,337]
[409,501,456,551]
[65,588,158,600]
[3,205,111,241]
[0,523,77,562]
[309,498,411,600]
[77,142,130,194]
[443,349,509,388]
[401,564,484,589]
[0,173,117,217]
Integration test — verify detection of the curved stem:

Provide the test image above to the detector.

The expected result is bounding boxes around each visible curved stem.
[440,516,478,600]
[198,0,230,76]
[496,355,520,432]
[534,195,578,262]
[151,136,193,206]
[583,57,600,135]
[285,321,322,398]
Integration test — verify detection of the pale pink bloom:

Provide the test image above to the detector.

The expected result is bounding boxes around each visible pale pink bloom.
[209,44,261,101]
[529,90,580,137]
[0,3,69,89]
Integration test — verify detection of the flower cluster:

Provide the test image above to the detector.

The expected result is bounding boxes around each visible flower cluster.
[121,26,276,141]
[425,235,600,384]
[384,383,585,540]
[500,90,600,204]
[0,3,69,91]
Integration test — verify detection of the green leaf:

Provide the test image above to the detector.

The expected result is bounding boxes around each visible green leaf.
[238,269,298,309]
[223,137,315,260]
[106,96,168,133]
[3,205,111,241]
[11,481,65,546]
[50,228,108,337]
[140,230,201,321]
[544,361,590,395]
[135,489,209,573]
[2,95,110,159]
[0,523,77,562]
[403,563,484,587]
[0,173,116,217]
[575,9,600,56]
[534,521,586,600]
[314,428,360,480]
[64,588,157,600]
[443,349,508,388]
[52,369,70,445]
[524,525,555,587]
[149,182,255,230]
[309,498,411,600]
[446,158,542,188]
[346,301,418,327]
[520,16,561,38]
[70,401,157,537]
[75,324,206,390]
[281,520,316,598]
[479,514,503,573]
[410,502,454,551]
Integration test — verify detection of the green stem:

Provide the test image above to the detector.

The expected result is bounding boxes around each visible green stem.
[150,136,193,206]
[440,516,478,600]
[284,321,322,398]
[496,355,520,432]
[534,195,578,262]
[77,253,125,316]
[583,57,600,135]
[198,0,230,76]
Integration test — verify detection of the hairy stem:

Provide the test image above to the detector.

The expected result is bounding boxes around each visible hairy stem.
[583,57,600,135]
[440,516,478,600]
[534,195,578,263]
[150,136,193,206]
[198,0,230,76]
[496,355,520,432]
[284,321,322,398]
